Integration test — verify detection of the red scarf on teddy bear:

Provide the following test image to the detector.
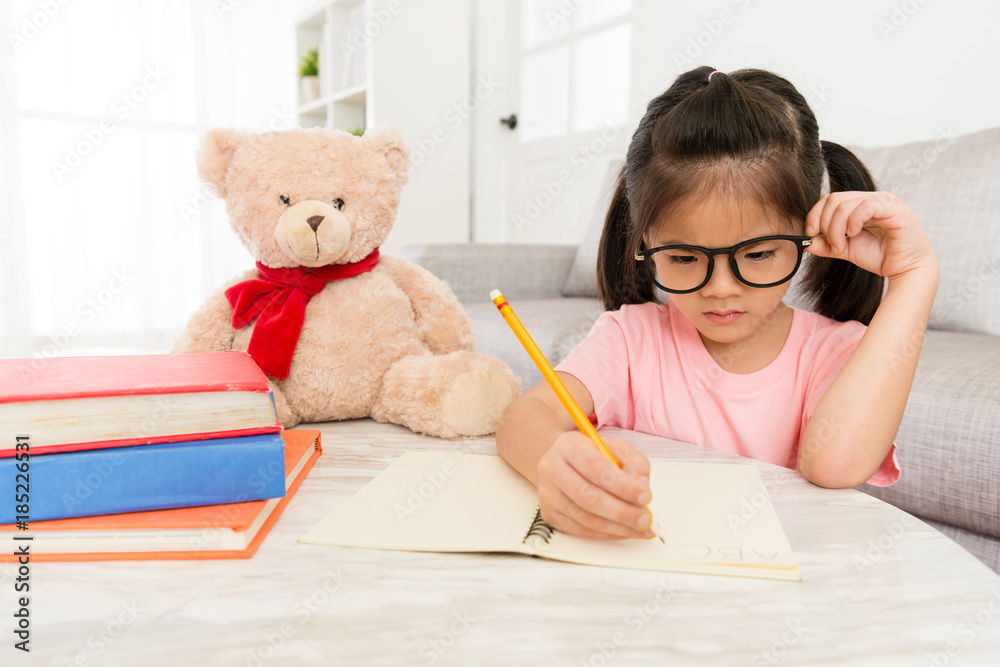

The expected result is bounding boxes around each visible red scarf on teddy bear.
[225,249,380,380]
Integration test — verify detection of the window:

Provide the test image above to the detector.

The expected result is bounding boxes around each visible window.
[519,0,631,142]
[0,0,293,359]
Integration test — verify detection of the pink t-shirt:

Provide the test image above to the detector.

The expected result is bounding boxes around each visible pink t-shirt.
[556,300,899,487]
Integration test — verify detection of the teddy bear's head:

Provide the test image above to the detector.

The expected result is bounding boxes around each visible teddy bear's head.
[197,126,410,268]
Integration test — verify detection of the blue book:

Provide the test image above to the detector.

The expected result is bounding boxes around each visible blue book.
[1,432,285,523]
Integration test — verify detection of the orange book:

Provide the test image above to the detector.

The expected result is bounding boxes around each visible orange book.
[0,430,321,561]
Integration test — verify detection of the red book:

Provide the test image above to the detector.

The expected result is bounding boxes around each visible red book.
[0,351,281,457]
[0,429,321,561]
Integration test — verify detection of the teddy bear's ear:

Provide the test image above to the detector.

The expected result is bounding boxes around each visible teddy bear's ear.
[361,125,411,186]
[197,128,251,198]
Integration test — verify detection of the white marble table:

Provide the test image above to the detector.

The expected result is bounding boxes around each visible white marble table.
[5,419,1000,666]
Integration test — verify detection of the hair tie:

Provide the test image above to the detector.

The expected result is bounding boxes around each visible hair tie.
[708,70,720,82]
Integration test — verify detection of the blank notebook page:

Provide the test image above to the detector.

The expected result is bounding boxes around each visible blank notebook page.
[539,462,798,573]
[300,452,540,553]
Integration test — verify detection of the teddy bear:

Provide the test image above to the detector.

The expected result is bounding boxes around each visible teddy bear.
[171,125,521,438]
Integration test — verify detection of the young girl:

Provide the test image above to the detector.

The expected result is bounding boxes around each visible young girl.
[495,66,939,541]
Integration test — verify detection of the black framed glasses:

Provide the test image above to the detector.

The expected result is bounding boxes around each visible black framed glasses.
[634,235,812,294]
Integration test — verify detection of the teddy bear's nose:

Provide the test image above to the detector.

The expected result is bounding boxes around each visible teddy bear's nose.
[306,215,324,232]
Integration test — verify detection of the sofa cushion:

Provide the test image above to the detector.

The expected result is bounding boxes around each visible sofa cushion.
[851,126,1000,337]
[860,329,1000,540]
[465,298,603,389]
[562,159,624,298]
[400,244,578,303]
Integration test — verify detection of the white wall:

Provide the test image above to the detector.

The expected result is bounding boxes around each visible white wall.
[369,0,471,252]
[632,0,1000,148]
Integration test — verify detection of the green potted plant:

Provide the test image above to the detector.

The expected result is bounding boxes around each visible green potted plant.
[300,47,320,103]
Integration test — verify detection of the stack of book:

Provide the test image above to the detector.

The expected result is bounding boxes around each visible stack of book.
[0,351,321,561]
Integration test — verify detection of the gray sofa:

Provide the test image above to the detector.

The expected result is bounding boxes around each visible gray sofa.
[402,126,1000,574]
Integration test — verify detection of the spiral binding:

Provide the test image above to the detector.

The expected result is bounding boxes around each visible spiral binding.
[523,507,554,544]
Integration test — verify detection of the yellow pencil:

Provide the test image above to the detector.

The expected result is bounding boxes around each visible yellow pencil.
[490,289,663,541]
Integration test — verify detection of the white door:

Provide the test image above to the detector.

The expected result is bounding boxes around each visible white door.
[473,0,635,245]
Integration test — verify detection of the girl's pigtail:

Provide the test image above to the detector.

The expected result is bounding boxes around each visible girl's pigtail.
[597,165,652,311]
[800,140,886,325]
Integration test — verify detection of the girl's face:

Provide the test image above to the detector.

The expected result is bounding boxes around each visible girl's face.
[643,190,800,349]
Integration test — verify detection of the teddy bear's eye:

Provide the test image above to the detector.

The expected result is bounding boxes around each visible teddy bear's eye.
[333,198,345,211]
[279,195,291,206]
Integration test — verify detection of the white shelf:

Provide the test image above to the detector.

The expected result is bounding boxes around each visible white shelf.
[295,0,371,132]
[298,96,329,116]
[331,83,367,105]
[297,83,367,116]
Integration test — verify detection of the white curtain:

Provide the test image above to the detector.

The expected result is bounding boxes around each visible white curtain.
[0,0,297,359]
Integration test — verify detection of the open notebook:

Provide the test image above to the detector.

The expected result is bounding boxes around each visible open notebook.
[300,452,800,581]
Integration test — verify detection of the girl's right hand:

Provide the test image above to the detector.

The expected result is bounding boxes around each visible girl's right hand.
[536,431,655,539]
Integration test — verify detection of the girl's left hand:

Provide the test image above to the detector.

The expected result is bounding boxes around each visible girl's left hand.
[804,191,937,280]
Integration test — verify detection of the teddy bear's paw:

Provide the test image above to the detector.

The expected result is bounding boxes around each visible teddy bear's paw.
[441,370,516,437]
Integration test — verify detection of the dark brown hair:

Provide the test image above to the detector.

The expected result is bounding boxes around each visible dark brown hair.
[596,66,884,324]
